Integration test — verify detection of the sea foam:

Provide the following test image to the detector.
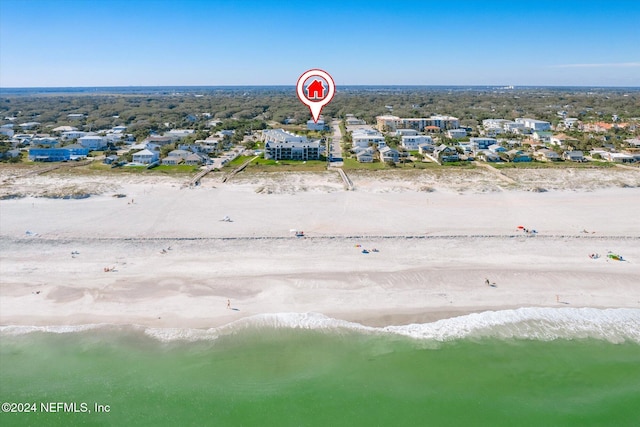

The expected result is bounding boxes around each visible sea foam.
[2,308,639,344]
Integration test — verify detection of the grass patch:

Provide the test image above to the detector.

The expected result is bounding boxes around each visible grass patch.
[441,161,476,168]
[229,156,329,172]
[63,162,199,175]
[493,161,615,169]
[341,158,388,170]
[341,158,452,170]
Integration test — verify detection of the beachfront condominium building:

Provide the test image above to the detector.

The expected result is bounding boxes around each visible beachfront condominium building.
[376,115,460,132]
[262,129,320,161]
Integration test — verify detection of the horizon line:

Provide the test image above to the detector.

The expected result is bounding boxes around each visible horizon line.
[2,84,639,90]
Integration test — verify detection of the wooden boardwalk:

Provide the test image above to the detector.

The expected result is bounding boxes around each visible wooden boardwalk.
[187,156,259,187]
[335,168,354,190]
[221,156,258,183]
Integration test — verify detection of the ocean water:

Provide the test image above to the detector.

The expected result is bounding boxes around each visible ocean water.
[1,308,640,427]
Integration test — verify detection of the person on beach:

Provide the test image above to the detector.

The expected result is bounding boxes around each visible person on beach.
[485,278,490,286]
[227,299,231,310]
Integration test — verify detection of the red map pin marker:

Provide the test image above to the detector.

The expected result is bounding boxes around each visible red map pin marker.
[296,69,335,123]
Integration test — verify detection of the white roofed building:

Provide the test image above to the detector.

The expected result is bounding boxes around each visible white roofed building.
[516,118,551,131]
[401,135,433,151]
[262,129,320,161]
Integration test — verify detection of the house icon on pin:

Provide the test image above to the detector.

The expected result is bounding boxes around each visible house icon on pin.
[306,79,325,99]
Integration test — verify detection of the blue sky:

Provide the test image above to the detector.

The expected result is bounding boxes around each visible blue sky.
[1,0,639,87]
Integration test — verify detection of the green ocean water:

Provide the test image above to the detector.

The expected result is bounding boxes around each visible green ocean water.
[1,327,640,427]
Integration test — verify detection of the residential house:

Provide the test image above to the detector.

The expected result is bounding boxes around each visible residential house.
[31,136,59,148]
[12,134,34,145]
[29,148,70,162]
[165,129,195,141]
[354,146,375,163]
[103,155,120,165]
[624,138,640,148]
[470,137,497,150]
[19,122,40,130]
[352,129,386,148]
[562,150,585,162]
[184,153,207,165]
[132,149,159,164]
[206,119,223,128]
[194,137,221,154]
[52,126,78,133]
[162,149,191,165]
[447,128,467,139]
[418,144,435,154]
[345,115,365,125]
[162,156,183,165]
[458,143,473,153]
[479,151,501,162]
[0,126,14,138]
[103,133,123,144]
[507,150,532,162]
[488,144,506,154]
[550,134,580,148]
[167,149,191,159]
[628,152,640,162]
[144,136,174,146]
[401,135,433,151]
[600,152,635,163]
[61,130,87,140]
[3,149,21,159]
[503,121,525,133]
[582,122,628,133]
[379,146,399,163]
[482,119,509,136]
[395,129,418,136]
[28,146,89,162]
[67,113,85,120]
[434,144,459,163]
[562,118,579,129]
[78,135,107,150]
[307,119,325,131]
[536,149,562,161]
[532,131,552,143]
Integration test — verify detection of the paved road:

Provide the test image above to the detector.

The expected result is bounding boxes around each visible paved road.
[328,119,344,166]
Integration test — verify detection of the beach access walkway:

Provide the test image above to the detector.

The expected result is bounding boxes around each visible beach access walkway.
[221,156,259,183]
[335,167,354,190]
[473,161,517,184]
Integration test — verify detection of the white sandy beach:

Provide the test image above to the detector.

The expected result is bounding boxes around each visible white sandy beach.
[1,167,639,328]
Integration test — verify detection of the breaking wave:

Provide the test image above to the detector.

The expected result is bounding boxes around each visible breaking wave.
[2,307,639,344]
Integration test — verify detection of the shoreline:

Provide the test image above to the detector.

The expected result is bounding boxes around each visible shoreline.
[2,235,638,329]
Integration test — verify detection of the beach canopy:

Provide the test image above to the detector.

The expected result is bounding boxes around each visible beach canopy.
[517,225,524,229]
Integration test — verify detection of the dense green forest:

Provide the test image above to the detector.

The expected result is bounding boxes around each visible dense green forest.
[2,87,639,135]
[1,87,638,161]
